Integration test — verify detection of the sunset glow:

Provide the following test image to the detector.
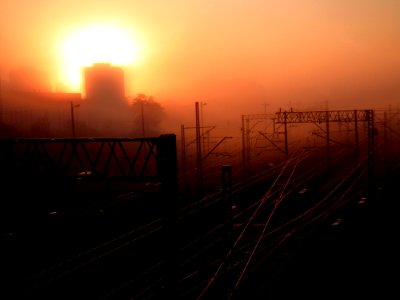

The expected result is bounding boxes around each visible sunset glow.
[60,24,140,90]
[1,0,400,108]
[1,2,400,298]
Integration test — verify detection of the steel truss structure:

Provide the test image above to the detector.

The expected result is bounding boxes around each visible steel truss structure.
[242,110,375,173]
[274,109,372,124]
[0,135,177,182]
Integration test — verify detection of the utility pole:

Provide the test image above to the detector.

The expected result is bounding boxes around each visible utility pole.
[140,101,145,137]
[70,101,76,138]
[157,134,178,298]
[354,110,359,161]
[195,102,203,194]
[246,117,251,169]
[383,111,388,173]
[181,124,187,178]
[284,111,288,156]
[326,110,330,163]
[241,115,246,173]
[0,77,2,124]
[200,101,207,152]
[367,110,375,200]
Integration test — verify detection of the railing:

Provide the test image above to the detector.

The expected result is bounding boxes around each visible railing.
[0,134,177,182]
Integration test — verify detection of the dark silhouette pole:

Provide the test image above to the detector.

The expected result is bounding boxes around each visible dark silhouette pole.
[195,101,203,194]
[0,78,3,123]
[284,111,288,156]
[181,124,187,178]
[70,101,76,138]
[367,110,375,200]
[326,110,330,163]
[354,109,359,162]
[140,101,145,137]
[241,115,246,173]
[157,134,178,298]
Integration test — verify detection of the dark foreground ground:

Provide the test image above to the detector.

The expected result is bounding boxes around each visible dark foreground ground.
[2,170,399,300]
[250,173,399,300]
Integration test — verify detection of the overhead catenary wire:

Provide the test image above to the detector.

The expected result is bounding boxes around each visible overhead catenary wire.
[195,148,308,299]
[228,149,304,298]
[192,139,368,298]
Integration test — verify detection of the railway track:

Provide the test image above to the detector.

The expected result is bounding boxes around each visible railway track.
[1,133,397,300]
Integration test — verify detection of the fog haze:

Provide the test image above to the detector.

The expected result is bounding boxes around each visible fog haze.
[1,0,400,129]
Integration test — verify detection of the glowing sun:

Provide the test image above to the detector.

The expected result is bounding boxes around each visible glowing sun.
[60,24,141,91]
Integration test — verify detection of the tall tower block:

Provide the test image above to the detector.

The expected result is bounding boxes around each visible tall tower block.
[84,63,125,104]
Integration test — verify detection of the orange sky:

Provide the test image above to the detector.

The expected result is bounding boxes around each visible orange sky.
[1,0,400,114]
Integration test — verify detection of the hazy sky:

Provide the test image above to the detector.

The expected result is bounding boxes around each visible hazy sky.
[1,0,400,114]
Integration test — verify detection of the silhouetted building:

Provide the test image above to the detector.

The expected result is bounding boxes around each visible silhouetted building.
[84,63,125,105]
[1,63,136,138]
[83,63,133,136]
[0,82,82,138]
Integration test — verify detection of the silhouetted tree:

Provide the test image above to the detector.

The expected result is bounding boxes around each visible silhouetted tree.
[130,94,165,137]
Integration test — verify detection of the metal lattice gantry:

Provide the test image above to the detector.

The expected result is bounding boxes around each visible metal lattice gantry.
[0,135,177,182]
[274,109,374,156]
[241,110,375,175]
[0,135,180,298]
[274,109,372,124]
